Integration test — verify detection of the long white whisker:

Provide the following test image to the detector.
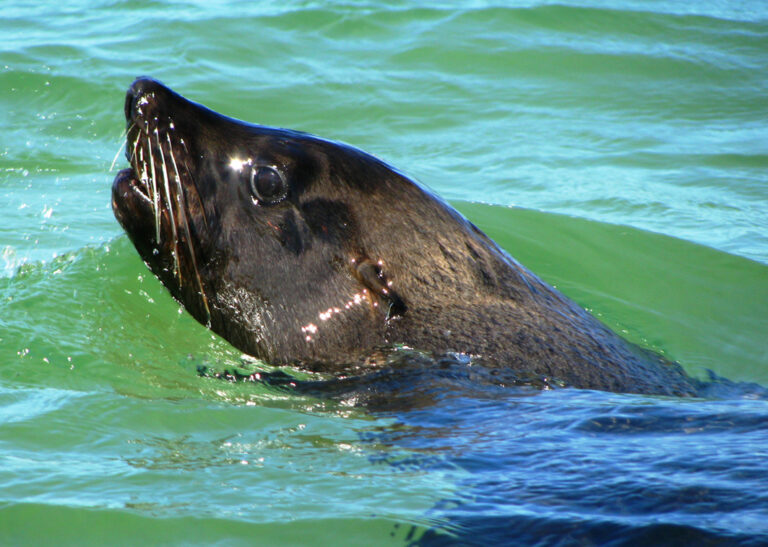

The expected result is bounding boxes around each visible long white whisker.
[177,137,208,230]
[145,128,161,242]
[155,128,180,281]
[137,146,151,208]
[109,129,127,172]
[167,132,211,323]
[129,124,141,163]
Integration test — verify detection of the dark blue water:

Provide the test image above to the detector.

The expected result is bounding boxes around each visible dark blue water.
[363,377,768,545]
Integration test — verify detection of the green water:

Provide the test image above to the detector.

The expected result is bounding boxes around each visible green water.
[1,1,767,544]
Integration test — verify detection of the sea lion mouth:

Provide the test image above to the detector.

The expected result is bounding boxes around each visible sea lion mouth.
[112,77,211,323]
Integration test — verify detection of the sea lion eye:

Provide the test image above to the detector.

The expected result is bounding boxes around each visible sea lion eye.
[250,166,287,204]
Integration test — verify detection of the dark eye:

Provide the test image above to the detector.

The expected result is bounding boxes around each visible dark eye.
[250,166,287,204]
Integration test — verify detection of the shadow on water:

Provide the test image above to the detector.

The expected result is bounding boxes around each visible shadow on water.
[400,387,768,545]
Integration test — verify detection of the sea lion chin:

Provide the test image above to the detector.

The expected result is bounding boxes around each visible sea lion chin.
[111,77,698,397]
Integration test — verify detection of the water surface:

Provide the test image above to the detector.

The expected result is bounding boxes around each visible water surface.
[1,1,767,545]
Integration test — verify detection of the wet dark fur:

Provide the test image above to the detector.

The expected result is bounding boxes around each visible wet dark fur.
[112,78,699,397]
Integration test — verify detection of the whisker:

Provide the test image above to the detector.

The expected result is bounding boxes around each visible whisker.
[136,145,152,208]
[128,123,141,163]
[167,132,211,323]
[109,126,128,172]
[145,127,162,243]
[155,128,180,282]
[178,137,209,230]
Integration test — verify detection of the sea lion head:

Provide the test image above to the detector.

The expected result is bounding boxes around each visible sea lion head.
[112,77,498,368]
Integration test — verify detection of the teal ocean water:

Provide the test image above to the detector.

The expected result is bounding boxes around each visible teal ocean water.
[2,1,767,545]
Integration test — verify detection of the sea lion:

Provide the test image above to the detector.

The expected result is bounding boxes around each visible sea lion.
[112,77,698,396]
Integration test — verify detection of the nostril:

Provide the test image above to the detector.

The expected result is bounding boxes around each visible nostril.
[124,77,164,122]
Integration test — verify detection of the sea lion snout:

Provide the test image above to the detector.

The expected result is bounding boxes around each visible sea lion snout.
[124,77,166,123]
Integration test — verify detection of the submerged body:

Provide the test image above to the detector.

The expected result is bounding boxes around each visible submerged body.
[112,78,697,396]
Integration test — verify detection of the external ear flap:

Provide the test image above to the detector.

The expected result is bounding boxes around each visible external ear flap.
[353,258,407,318]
